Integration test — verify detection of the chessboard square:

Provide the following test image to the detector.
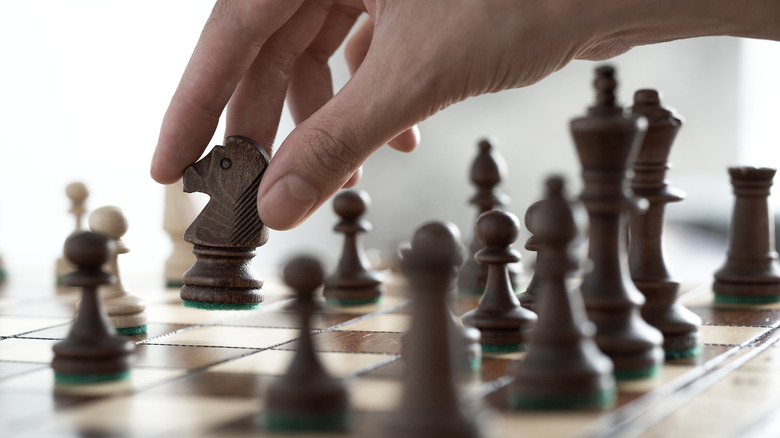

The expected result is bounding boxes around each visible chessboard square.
[0,316,71,337]
[0,367,184,395]
[145,371,266,398]
[322,294,406,315]
[1,299,78,318]
[348,378,402,412]
[0,338,56,363]
[151,325,299,349]
[499,411,600,438]
[0,361,47,380]
[210,349,396,377]
[133,344,254,369]
[219,309,356,330]
[277,331,402,354]
[691,306,780,327]
[43,393,258,436]
[334,313,410,332]
[145,304,238,325]
[700,325,769,346]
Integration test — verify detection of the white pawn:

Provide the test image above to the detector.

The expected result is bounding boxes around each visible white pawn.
[163,179,198,287]
[89,206,147,335]
[56,182,89,286]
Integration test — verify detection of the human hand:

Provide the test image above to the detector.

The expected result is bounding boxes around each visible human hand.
[151,0,779,230]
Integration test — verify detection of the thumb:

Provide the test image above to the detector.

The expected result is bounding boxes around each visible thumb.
[257,45,433,230]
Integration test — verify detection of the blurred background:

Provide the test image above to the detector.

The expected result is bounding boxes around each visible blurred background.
[1,2,779,286]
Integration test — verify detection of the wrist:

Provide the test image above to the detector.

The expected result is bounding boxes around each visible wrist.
[568,0,780,60]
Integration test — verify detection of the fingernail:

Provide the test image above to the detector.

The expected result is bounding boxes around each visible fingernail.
[258,174,319,230]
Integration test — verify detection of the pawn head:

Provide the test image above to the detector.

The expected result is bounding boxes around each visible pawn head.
[282,255,325,298]
[64,231,114,269]
[476,209,519,248]
[333,190,369,219]
[89,206,128,240]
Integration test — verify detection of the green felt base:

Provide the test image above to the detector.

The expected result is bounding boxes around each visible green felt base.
[482,343,526,353]
[116,325,147,336]
[458,287,486,297]
[470,356,482,373]
[614,363,661,381]
[55,370,130,385]
[265,411,348,432]
[165,280,184,288]
[666,344,702,360]
[182,300,261,311]
[325,297,381,307]
[511,388,615,411]
[714,294,780,304]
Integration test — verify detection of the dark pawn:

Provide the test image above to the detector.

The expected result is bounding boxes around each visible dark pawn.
[458,138,521,295]
[714,167,780,303]
[265,255,349,431]
[517,199,543,311]
[462,210,537,352]
[378,222,484,438]
[571,66,664,380]
[51,231,135,384]
[323,190,383,306]
[511,176,615,410]
[629,89,701,359]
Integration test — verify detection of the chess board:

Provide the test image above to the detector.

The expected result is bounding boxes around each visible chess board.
[1,267,780,438]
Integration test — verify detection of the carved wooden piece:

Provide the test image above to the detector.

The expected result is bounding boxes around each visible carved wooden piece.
[180,136,270,309]
[628,89,701,358]
[164,179,198,287]
[458,138,520,294]
[714,167,780,303]
[379,222,483,438]
[56,182,89,285]
[323,190,383,305]
[51,231,135,382]
[89,206,147,334]
[511,176,615,410]
[461,210,537,352]
[517,199,543,311]
[265,255,349,431]
[571,66,663,379]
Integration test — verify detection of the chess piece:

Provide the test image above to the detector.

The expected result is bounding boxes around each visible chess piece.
[378,222,484,438]
[629,89,701,359]
[511,176,615,409]
[323,190,384,305]
[401,221,482,375]
[56,182,89,285]
[458,138,521,295]
[570,66,664,380]
[461,209,537,352]
[89,206,147,335]
[517,199,543,311]
[180,136,270,310]
[163,179,198,287]
[265,255,349,431]
[52,231,135,384]
[714,167,780,303]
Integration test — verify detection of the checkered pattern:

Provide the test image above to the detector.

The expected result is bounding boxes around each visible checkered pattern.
[0,271,779,437]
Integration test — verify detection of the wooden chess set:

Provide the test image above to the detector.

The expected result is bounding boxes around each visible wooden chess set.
[1,65,780,437]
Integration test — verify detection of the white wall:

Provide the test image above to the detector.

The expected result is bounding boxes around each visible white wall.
[0,3,776,283]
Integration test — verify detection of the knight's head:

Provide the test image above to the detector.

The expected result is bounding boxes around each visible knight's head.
[183,136,270,196]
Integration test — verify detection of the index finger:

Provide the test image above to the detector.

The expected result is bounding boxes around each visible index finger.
[151,0,305,184]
